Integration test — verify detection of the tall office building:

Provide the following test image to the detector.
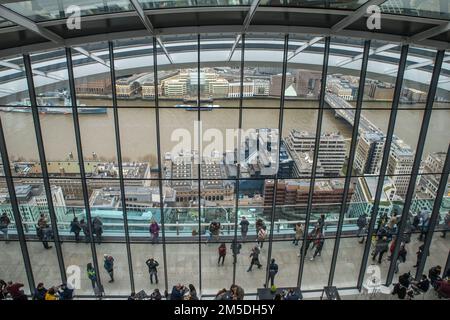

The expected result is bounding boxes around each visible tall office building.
[286,129,346,176]
[387,138,414,199]
[354,131,385,175]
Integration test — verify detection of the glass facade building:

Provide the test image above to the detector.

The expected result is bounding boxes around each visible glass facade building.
[0,0,448,299]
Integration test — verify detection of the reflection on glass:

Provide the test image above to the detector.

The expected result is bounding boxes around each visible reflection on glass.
[381,0,450,20]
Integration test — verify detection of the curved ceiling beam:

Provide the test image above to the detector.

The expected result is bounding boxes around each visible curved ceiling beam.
[0,24,448,60]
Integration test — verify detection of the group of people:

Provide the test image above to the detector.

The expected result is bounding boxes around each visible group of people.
[295,214,327,261]
[0,280,74,300]
[127,283,246,300]
[214,284,245,300]
[392,265,450,299]
[70,216,104,244]
[86,255,161,292]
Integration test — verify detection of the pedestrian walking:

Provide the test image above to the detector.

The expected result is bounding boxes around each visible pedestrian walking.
[257,225,267,248]
[298,227,316,257]
[145,257,159,284]
[292,222,304,246]
[372,236,389,264]
[218,242,226,266]
[247,245,262,272]
[310,230,325,261]
[395,243,407,274]
[255,219,264,235]
[268,258,278,287]
[103,254,114,283]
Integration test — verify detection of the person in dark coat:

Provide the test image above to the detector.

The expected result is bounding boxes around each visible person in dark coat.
[170,284,187,300]
[150,288,162,300]
[145,257,159,284]
[268,258,279,287]
[58,283,74,300]
[218,243,226,266]
[70,217,81,243]
[240,216,250,241]
[372,236,389,264]
[103,254,115,283]
[92,217,103,244]
[6,282,27,300]
[33,283,47,300]
[413,244,428,268]
[80,219,90,243]
[247,245,262,272]
[428,265,442,288]
[0,212,11,242]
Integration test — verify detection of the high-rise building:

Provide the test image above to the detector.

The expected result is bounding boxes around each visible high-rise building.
[412,152,449,213]
[354,131,385,175]
[286,129,346,176]
[387,138,414,199]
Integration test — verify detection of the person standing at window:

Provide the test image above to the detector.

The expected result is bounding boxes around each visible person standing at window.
[240,216,249,241]
[87,263,97,291]
[149,220,160,244]
[103,254,115,283]
[0,212,11,243]
[145,257,159,285]
[70,217,81,243]
[92,217,103,244]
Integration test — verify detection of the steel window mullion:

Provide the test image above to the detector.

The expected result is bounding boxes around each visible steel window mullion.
[23,54,67,285]
[265,33,289,288]
[65,47,103,294]
[152,36,169,294]
[297,37,330,288]
[328,40,371,286]
[108,41,135,293]
[232,33,245,285]
[356,44,409,290]
[415,143,450,280]
[386,50,445,285]
[197,33,202,295]
[0,117,35,295]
